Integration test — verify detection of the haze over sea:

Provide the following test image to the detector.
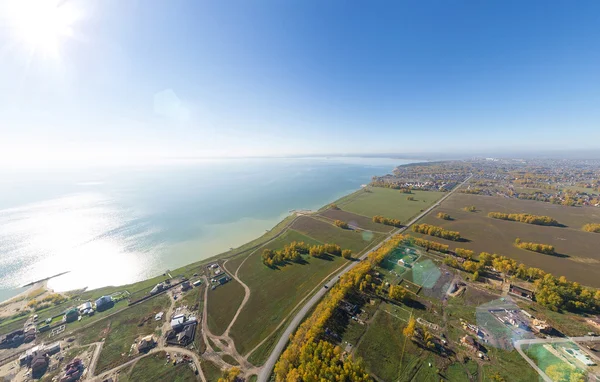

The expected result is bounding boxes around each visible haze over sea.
[0,157,412,302]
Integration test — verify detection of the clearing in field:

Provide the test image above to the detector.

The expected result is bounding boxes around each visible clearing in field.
[290,215,383,253]
[230,229,350,355]
[334,187,445,222]
[412,193,600,287]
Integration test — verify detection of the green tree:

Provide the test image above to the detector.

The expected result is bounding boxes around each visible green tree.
[389,285,408,302]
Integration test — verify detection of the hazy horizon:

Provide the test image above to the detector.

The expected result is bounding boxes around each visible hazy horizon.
[1,0,599,169]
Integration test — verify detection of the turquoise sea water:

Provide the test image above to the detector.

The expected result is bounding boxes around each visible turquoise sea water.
[0,157,411,301]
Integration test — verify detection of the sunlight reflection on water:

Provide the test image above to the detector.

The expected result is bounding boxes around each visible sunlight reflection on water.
[0,193,163,296]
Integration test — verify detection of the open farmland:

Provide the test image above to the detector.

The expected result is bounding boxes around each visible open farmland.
[291,216,384,253]
[207,277,246,335]
[319,208,395,232]
[333,187,445,222]
[411,193,600,287]
[230,229,350,355]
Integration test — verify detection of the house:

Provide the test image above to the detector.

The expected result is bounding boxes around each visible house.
[137,335,155,352]
[150,283,166,295]
[95,296,114,312]
[170,314,186,330]
[24,326,36,342]
[214,276,230,285]
[508,285,535,301]
[31,352,49,376]
[63,308,79,323]
[586,316,600,330]
[461,335,479,352]
[193,280,202,287]
[176,324,196,345]
[0,329,25,348]
[78,301,94,315]
[78,302,92,313]
[181,281,191,292]
[60,358,83,382]
[340,300,359,315]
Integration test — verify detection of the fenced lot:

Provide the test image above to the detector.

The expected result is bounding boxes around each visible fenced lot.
[404,259,441,289]
[381,246,419,275]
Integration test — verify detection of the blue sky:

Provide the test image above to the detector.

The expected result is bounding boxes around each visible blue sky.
[1,0,599,167]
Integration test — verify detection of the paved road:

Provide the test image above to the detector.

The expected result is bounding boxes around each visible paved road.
[257,175,472,382]
[513,336,600,382]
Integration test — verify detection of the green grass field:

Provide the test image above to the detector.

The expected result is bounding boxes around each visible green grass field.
[230,229,350,355]
[319,208,395,232]
[79,294,171,373]
[355,308,438,382]
[175,284,203,310]
[246,321,286,366]
[335,187,445,222]
[291,216,384,253]
[200,359,224,382]
[481,346,542,382]
[118,352,197,382]
[206,277,246,336]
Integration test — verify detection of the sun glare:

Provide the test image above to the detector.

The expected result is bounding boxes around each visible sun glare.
[6,0,79,58]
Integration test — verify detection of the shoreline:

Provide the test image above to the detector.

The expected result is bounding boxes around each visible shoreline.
[0,280,48,307]
[0,157,410,305]
[20,271,70,288]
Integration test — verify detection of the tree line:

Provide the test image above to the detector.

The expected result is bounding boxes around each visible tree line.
[446,248,600,314]
[535,273,600,313]
[583,223,600,233]
[372,215,402,227]
[274,234,406,381]
[333,219,349,229]
[412,223,462,241]
[407,236,449,253]
[402,316,436,350]
[401,237,600,314]
[514,238,556,255]
[262,241,351,267]
[487,212,560,226]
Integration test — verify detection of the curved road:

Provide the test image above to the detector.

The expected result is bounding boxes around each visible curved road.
[257,175,472,381]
